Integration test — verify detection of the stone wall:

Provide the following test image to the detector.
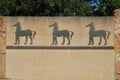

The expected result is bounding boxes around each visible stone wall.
[114,9,120,80]
[6,17,115,80]
[115,9,120,53]
[0,8,120,80]
[0,17,8,80]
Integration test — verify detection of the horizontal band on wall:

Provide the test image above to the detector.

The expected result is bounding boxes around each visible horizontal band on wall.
[6,46,114,50]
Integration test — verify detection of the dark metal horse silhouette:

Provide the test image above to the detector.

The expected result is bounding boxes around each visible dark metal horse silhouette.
[86,22,110,45]
[49,22,74,45]
[12,22,36,45]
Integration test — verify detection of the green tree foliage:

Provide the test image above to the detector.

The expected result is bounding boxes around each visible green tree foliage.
[94,0,120,16]
[0,0,93,16]
[105,0,120,16]
[0,0,120,16]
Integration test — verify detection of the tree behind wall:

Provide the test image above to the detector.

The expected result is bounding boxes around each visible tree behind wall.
[0,0,120,16]
[0,0,93,16]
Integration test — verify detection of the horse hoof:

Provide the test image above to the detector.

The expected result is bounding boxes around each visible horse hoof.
[67,43,70,45]
[24,43,26,45]
[51,43,54,45]
[104,44,107,45]
[30,43,32,45]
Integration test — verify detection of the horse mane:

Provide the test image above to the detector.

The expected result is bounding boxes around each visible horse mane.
[53,22,59,31]
[89,22,95,32]
[17,22,21,30]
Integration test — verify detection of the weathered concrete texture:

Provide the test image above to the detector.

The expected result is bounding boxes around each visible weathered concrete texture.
[0,54,6,78]
[6,17,114,80]
[6,17,114,46]
[115,54,120,80]
[115,9,120,53]
[0,78,11,80]
[0,17,6,78]
[114,9,120,80]
[0,17,6,53]
[6,50,114,80]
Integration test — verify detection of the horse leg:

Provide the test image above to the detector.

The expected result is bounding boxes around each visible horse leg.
[51,37,55,45]
[98,36,102,45]
[91,37,94,45]
[24,36,28,45]
[62,37,65,45]
[103,36,107,45]
[55,37,57,45]
[67,36,70,45]
[17,37,20,45]
[29,36,33,45]
[14,35,18,45]
[88,36,91,45]
[15,36,20,45]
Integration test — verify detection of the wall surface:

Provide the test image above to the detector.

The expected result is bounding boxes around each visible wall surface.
[114,9,120,80]
[6,17,114,46]
[6,17,115,80]
[0,17,6,78]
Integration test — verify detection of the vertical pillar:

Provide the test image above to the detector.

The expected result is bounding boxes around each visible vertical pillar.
[115,9,120,53]
[114,9,120,80]
[0,17,10,80]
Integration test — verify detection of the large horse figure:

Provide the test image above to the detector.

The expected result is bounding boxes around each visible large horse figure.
[49,22,74,45]
[12,22,36,45]
[86,22,110,45]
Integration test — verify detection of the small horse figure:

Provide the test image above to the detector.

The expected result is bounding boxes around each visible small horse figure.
[12,22,36,45]
[49,22,74,45]
[86,22,110,45]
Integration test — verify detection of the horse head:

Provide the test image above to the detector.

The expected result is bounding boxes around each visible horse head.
[12,22,20,27]
[12,22,21,30]
[49,22,57,28]
[85,22,94,28]
[49,22,59,31]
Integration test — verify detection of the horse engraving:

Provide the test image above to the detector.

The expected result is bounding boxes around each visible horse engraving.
[12,22,36,45]
[86,22,110,45]
[49,22,74,45]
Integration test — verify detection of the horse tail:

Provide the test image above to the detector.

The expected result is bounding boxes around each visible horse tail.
[32,31,36,39]
[106,31,110,39]
[70,31,74,39]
